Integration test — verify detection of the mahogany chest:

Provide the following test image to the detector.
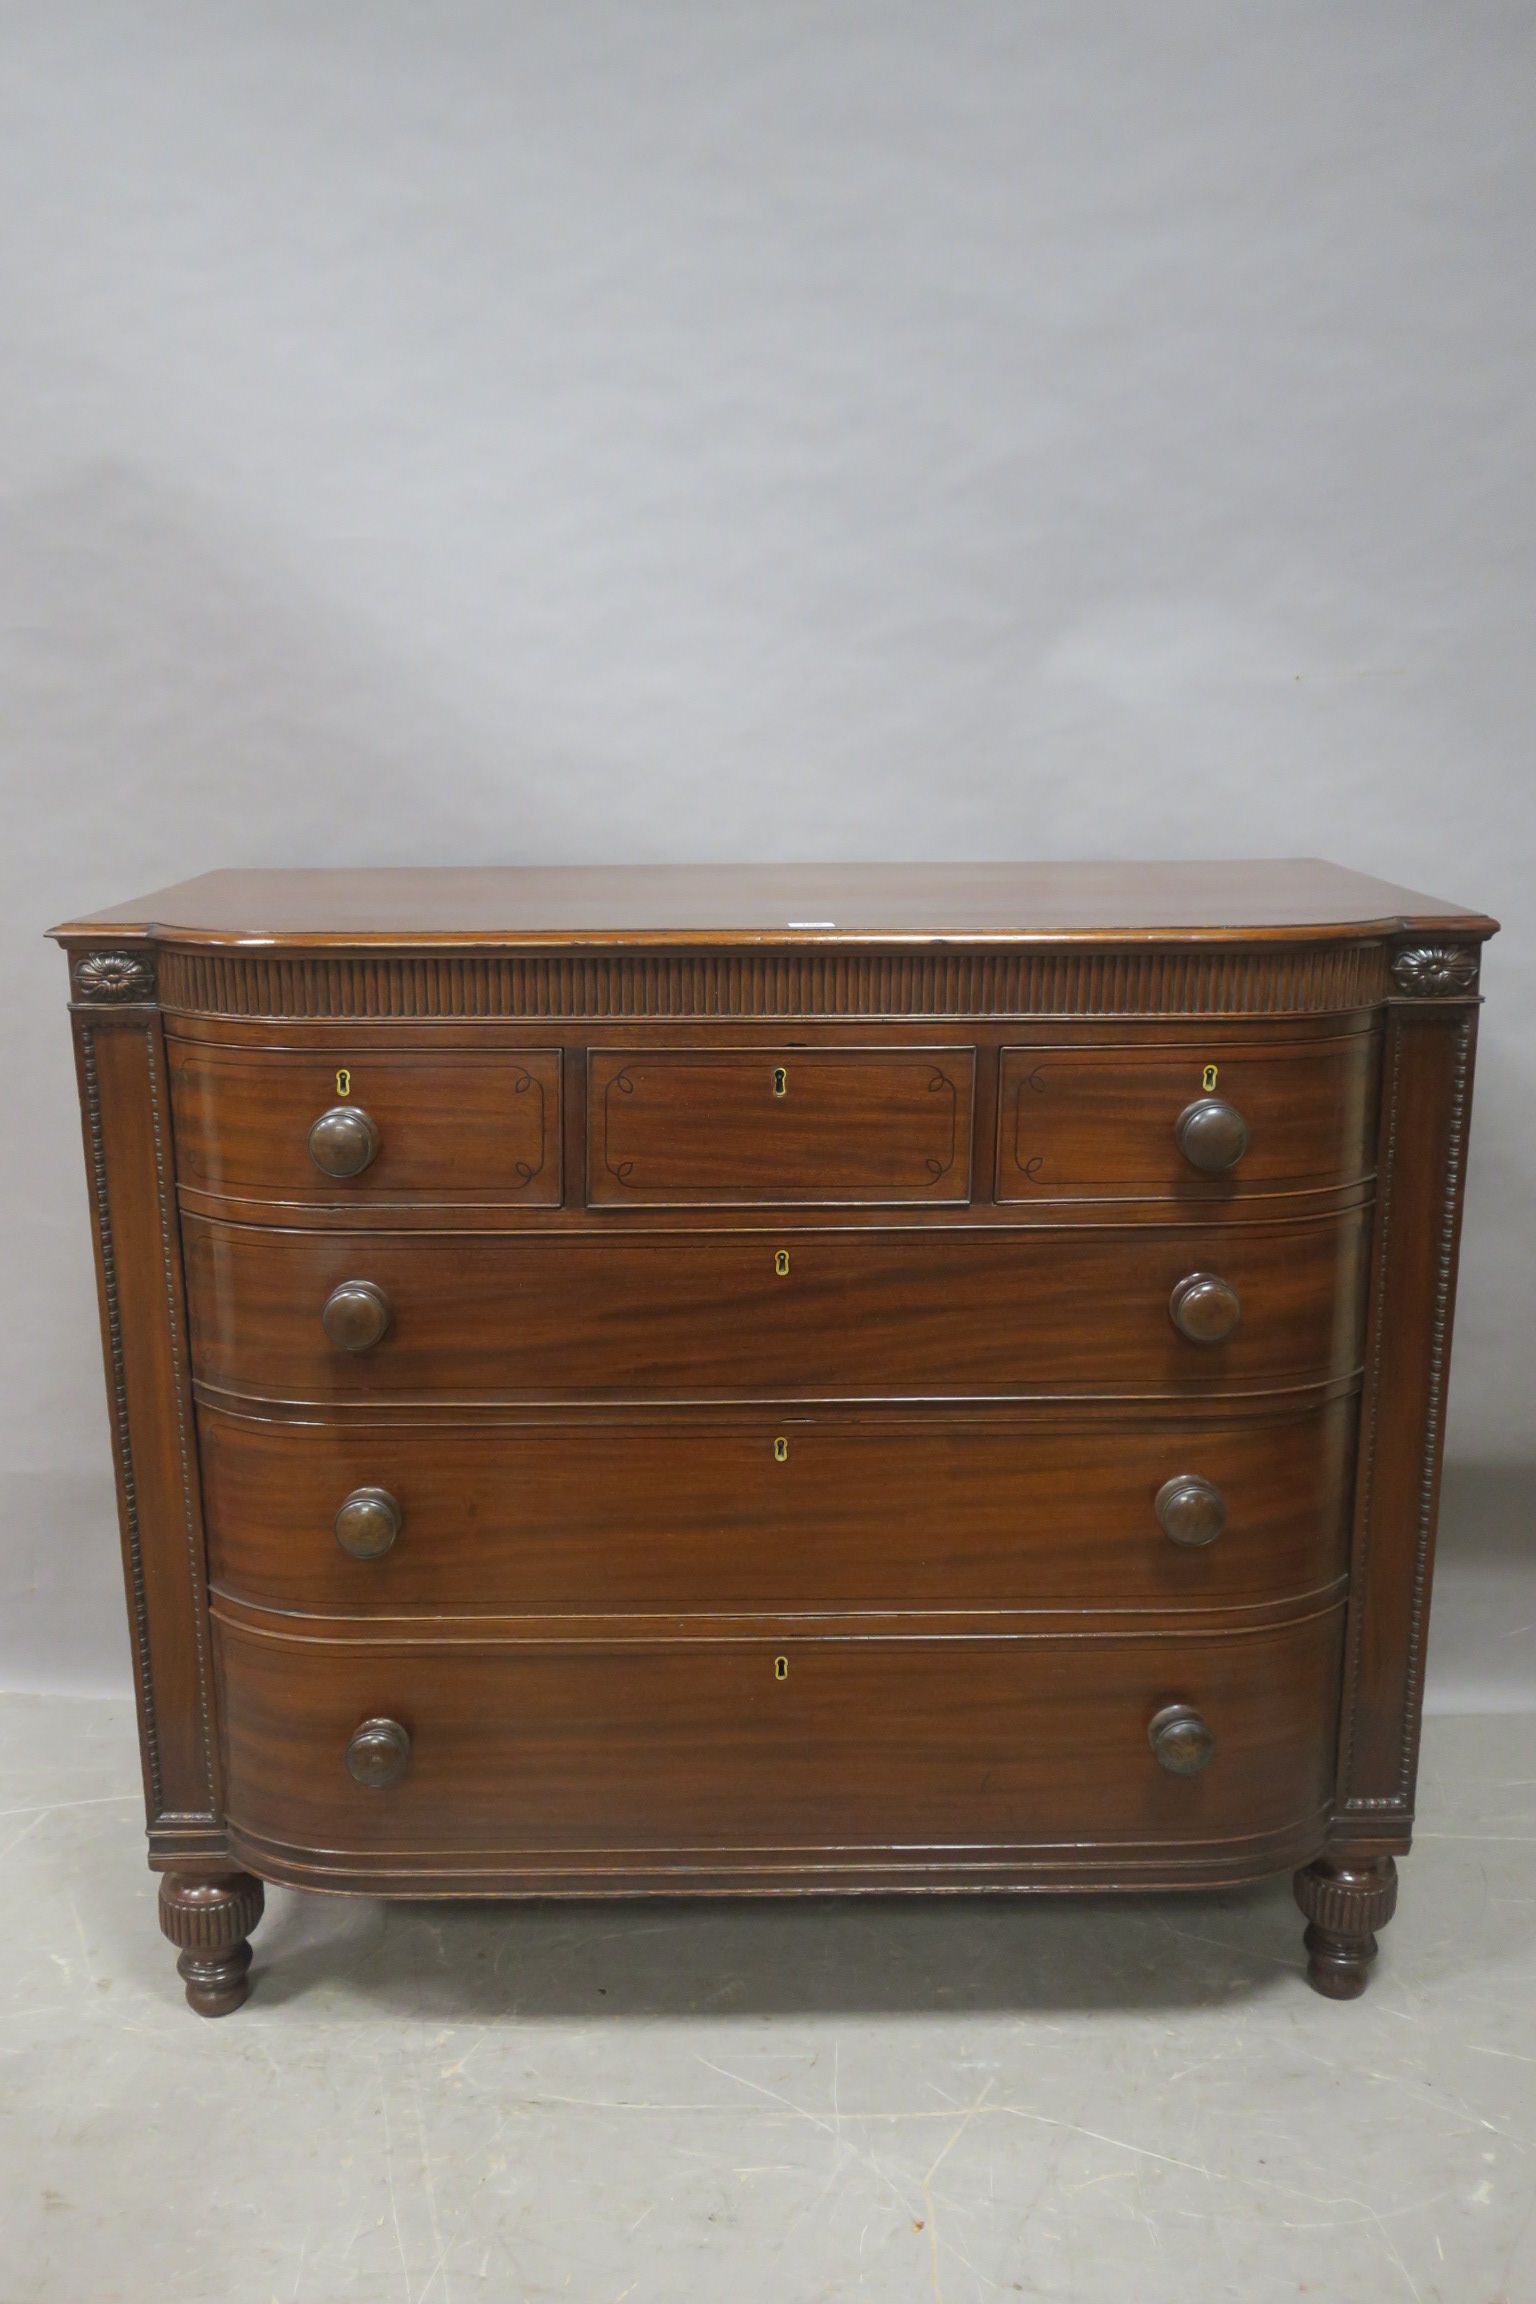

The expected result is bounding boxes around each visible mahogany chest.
[51,863,1496,2012]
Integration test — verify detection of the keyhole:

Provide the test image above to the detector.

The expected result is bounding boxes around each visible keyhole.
[773,1066,788,1097]
[775,1249,790,1277]
[336,1068,351,1097]
[1202,1064,1219,1092]
[773,1437,788,1462]
[774,1656,788,1681]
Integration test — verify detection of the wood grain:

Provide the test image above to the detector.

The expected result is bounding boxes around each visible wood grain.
[200,1399,1356,1619]
[212,1609,1345,1864]
[587,1046,976,1206]
[997,1032,1378,1202]
[55,859,1498,941]
[181,1210,1371,1403]
[168,1043,562,1208]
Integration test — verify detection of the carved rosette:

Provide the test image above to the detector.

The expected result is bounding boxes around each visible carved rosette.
[1390,944,1479,998]
[71,949,157,1004]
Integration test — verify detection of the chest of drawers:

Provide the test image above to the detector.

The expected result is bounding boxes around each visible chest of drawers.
[52,863,1495,2014]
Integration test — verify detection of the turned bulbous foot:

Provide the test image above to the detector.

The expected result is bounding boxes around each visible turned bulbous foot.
[1293,1855,1398,1999]
[158,1872,265,2016]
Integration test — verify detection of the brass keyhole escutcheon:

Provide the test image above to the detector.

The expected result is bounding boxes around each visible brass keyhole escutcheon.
[336,1067,351,1097]
[775,1249,790,1277]
[773,1436,788,1462]
[1202,1063,1218,1092]
[774,1656,788,1681]
[773,1066,788,1097]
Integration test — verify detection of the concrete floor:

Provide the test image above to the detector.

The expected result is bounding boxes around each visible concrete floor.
[3,1699,1535,2303]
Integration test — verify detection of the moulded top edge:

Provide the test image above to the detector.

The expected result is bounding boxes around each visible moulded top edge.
[47,862,1500,947]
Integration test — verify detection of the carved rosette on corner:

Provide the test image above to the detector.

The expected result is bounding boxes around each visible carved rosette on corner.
[71,949,157,1004]
[1390,945,1479,998]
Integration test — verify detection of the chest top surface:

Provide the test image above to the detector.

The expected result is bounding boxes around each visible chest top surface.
[52,860,1496,949]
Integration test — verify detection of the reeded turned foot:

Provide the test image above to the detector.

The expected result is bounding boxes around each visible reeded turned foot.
[158,1872,265,2016]
[1293,1855,1398,1999]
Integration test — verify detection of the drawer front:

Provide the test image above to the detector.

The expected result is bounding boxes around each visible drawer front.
[168,1044,562,1207]
[214,1612,1343,1860]
[202,1402,1355,1617]
[998,1032,1378,1202]
[183,1212,1369,1401]
[587,1047,975,1206]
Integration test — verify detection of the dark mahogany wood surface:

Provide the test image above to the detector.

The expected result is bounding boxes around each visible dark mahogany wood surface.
[182,1211,1370,1403]
[168,1042,562,1208]
[212,1609,1343,1863]
[587,1046,976,1206]
[56,860,1496,944]
[996,1032,1378,1202]
[52,861,1495,2006]
[199,1398,1355,1620]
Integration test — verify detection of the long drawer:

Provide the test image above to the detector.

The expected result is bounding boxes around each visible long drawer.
[213,1610,1344,1870]
[182,1211,1370,1401]
[200,1400,1356,1618]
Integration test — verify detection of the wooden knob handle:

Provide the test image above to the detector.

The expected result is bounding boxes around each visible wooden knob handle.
[1169,1271,1241,1343]
[334,1487,402,1559]
[1174,1096,1249,1173]
[1148,1702,1216,1775]
[321,1279,392,1352]
[308,1106,381,1178]
[345,1717,411,1788]
[1154,1474,1227,1548]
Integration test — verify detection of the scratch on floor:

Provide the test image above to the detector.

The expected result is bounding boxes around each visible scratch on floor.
[922,2077,995,2302]
[377,2055,414,2304]
[693,2056,836,2138]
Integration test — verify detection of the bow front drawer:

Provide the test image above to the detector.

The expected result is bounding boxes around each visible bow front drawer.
[167,1042,563,1208]
[212,1611,1343,1883]
[182,1211,1369,1401]
[998,1031,1378,1203]
[200,1399,1355,1618]
[587,1046,975,1206]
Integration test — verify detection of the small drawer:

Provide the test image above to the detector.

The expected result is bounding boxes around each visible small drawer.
[201,1401,1355,1619]
[212,1611,1343,1869]
[168,1045,562,1208]
[181,1210,1370,1403]
[997,1032,1378,1203]
[587,1046,975,1206]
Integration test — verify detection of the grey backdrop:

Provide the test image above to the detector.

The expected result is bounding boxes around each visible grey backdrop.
[2,3,1531,1702]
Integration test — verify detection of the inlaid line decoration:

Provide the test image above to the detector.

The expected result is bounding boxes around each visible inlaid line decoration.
[508,1066,545,1186]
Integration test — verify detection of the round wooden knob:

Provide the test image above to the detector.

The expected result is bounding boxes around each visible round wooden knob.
[321,1279,391,1352]
[345,1717,411,1788]
[308,1106,381,1178]
[1175,1096,1249,1173]
[1154,1474,1227,1548]
[1148,1702,1216,1775]
[1169,1271,1241,1344]
[334,1487,402,1560]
